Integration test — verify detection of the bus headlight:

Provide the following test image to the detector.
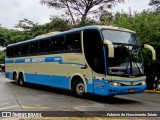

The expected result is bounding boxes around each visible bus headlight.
[109,81,120,86]
[141,81,146,85]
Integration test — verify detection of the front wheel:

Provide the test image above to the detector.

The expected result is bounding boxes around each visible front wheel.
[73,81,85,97]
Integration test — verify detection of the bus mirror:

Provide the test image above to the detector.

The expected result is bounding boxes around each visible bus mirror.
[103,40,114,58]
[143,44,156,60]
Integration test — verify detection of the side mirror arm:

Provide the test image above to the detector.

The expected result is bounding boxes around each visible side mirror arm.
[142,44,156,61]
[103,40,114,58]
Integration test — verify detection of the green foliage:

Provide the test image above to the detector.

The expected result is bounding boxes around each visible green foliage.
[46,16,72,31]
[103,11,160,45]
[14,18,39,31]
[0,51,5,64]
[8,30,33,44]
[0,27,10,47]
[0,16,76,48]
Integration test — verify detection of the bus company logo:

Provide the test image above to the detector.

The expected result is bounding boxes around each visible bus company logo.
[100,85,104,91]
[127,68,131,74]
[25,58,45,63]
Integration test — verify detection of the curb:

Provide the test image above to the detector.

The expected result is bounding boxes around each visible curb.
[145,90,160,94]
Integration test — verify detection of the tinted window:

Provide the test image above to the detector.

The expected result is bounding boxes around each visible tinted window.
[14,45,21,56]
[51,37,58,52]
[83,29,105,74]
[39,39,50,53]
[22,43,29,55]
[29,41,39,54]
[6,46,14,57]
[65,34,73,51]
[51,36,64,52]
[65,32,81,52]
[72,32,81,50]
[57,36,64,51]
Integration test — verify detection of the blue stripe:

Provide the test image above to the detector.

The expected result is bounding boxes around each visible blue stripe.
[5,56,85,66]
[5,60,14,63]
[16,59,25,63]
[25,73,70,89]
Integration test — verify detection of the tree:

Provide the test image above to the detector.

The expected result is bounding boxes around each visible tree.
[0,27,10,47]
[40,0,124,25]
[149,0,160,12]
[0,51,5,64]
[14,18,38,31]
[8,29,33,44]
[47,16,72,31]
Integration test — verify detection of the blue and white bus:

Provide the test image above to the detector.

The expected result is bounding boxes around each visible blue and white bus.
[5,25,156,97]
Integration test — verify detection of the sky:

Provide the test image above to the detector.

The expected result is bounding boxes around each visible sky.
[0,0,151,30]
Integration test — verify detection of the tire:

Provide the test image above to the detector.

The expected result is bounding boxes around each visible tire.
[73,80,85,97]
[19,75,25,86]
[13,74,19,85]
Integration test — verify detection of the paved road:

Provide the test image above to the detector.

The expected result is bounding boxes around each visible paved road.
[0,73,160,120]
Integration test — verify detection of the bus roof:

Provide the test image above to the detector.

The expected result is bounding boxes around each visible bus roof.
[8,25,135,47]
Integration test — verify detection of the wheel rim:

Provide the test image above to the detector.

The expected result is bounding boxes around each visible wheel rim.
[19,78,23,85]
[76,82,85,95]
[14,75,18,84]
[19,78,24,86]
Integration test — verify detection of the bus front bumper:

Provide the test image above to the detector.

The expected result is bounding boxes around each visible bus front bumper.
[106,84,146,96]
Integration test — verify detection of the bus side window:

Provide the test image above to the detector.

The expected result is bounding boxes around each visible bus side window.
[22,43,29,55]
[83,29,105,74]
[14,45,21,56]
[6,46,14,57]
[29,42,38,54]
[57,36,65,52]
[73,32,81,51]
[51,37,58,52]
[39,39,50,53]
[39,40,44,53]
[65,34,73,51]
[44,39,50,52]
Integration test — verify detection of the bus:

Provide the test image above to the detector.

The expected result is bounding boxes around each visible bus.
[5,25,156,97]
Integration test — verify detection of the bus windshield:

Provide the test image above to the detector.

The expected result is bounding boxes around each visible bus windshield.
[102,29,138,44]
[102,30,144,76]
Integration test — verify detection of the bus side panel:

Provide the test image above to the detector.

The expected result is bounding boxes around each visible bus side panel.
[5,72,13,80]
[93,79,109,95]
[25,73,70,89]
[85,79,94,93]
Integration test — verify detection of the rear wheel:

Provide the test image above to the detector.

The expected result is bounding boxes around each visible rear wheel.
[19,75,25,86]
[73,80,85,97]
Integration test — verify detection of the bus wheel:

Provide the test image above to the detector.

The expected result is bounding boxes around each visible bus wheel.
[73,80,85,97]
[19,75,25,86]
[13,73,19,85]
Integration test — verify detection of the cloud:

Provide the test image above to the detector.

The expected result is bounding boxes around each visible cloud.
[0,0,150,29]
[113,0,150,13]
[0,0,59,29]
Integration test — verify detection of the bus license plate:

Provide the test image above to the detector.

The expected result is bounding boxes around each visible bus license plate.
[128,89,135,93]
